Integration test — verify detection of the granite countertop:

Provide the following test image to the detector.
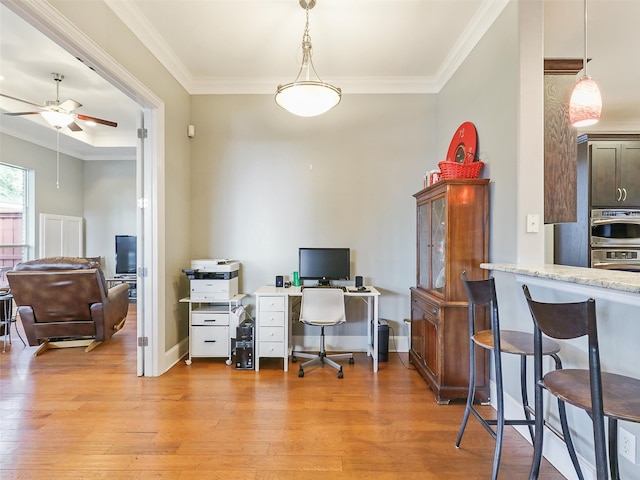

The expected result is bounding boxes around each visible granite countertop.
[481,263,640,295]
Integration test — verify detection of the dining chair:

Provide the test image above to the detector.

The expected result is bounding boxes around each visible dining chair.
[523,284,640,480]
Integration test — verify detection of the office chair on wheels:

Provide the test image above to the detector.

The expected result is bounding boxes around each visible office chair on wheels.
[456,273,583,480]
[291,288,354,379]
[524,285,640,480]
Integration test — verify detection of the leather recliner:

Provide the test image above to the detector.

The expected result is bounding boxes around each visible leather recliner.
[7,257,130,355]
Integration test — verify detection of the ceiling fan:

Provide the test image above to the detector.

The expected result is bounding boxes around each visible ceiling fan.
[0,72,117,131]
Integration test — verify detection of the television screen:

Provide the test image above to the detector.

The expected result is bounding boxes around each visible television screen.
[299,248,350,285]
[115,235,137,275]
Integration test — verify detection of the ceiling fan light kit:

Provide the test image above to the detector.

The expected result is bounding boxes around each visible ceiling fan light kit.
[1,72,117,131]
[569,0,602,127]
[275,0,341,117]
[40,110,74,129]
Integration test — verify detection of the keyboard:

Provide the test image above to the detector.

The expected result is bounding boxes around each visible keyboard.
[301,285,346,292]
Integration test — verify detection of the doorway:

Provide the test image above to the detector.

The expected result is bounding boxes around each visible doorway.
[5,1,164,376]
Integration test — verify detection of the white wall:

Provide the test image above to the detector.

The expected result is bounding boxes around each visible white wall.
[189,93,438,339]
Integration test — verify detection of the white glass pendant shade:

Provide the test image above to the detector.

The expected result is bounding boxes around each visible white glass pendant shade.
[41,110,74,128]
[275,0,341,117]
[569,75,602,127]
[276,81,341,117]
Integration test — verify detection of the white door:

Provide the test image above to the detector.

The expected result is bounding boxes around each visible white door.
[39,213,83,258]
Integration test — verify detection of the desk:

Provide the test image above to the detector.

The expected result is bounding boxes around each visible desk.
[254,285,381,372]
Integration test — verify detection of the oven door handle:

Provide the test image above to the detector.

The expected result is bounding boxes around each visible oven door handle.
[592,262,640,271]
[591,218,640,226]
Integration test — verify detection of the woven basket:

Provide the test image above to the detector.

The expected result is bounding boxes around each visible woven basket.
[438,160,484,179]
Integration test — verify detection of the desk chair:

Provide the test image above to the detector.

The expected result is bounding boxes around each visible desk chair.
[456,273,582,480]
[524,285,640,480]
[291,288,354,379]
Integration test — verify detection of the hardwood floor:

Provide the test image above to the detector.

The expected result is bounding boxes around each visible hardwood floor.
[0,307,565,479]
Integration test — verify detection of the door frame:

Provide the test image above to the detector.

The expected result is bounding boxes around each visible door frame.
[6,0,166,376]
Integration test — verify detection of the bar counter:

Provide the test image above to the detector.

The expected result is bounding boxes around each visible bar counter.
[481,263,640,305]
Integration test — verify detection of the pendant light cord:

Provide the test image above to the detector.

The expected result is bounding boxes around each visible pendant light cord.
[583,0,588,76]
[56,127,60,189]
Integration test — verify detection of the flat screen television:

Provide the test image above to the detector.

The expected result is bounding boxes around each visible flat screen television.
[299,247,350,286]
[115,235,137,275]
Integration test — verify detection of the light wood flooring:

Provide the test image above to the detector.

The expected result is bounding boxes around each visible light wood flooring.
[0,306,565,479]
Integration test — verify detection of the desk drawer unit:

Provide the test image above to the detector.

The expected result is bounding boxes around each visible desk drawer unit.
[191,311,230,326]
[257,296,287,363]
[190,325,230,357]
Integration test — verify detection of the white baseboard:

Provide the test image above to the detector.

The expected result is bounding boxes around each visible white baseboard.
[164,337,189,373]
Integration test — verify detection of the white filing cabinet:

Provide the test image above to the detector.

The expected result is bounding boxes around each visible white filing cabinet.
[256,294,288,371]
[180,295,246,365]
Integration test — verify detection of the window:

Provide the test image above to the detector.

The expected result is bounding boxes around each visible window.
[0,163,31,288]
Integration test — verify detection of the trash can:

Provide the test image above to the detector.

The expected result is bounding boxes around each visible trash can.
[378,319,390,362]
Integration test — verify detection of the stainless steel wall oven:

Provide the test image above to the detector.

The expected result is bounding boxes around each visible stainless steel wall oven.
[590,209,640,271]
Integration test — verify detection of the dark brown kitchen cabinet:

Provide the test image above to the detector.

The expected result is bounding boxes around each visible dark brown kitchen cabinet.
[410,179,490,404]
[591,141,640,207]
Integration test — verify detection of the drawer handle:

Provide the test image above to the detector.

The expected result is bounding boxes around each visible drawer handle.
[431,308,437,315]
[204,319,217,323]
[204,340,217,343]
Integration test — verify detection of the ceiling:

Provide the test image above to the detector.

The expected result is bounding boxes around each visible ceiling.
[0,0,638,160]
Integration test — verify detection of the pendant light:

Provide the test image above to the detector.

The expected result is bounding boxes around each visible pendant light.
[569,0,602,127]
[275,0,341,117]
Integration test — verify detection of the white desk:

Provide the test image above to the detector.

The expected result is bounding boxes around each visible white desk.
[254,285,381,373]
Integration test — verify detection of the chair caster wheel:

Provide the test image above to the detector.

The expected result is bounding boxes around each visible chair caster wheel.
[298,368,304,378]
[185,359,192,365]
[349,357,354,365]
[292,356,297,363]
[225,359,232,366]
[338,369,344,379]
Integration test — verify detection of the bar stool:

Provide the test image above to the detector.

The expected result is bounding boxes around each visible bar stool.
[523,285,640,480]
[456,273,582,480]
[1,291,26,353]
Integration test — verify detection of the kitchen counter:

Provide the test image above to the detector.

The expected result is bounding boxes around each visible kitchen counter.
[481,263,640,294]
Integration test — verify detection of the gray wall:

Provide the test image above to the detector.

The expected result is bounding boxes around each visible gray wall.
[189,93,437,337]
[1,132,84,258]
[84,160,136,275]
[0,132,136,271]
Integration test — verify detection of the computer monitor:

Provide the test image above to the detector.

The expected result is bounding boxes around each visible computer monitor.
[299,248,350,286]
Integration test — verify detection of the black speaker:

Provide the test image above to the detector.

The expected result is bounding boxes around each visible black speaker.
[275,275,284,287]
[355,275,363,287]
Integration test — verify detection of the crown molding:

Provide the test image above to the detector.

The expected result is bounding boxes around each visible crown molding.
[105,0,510,95]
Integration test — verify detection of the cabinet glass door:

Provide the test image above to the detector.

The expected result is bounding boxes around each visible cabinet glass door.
[418,202,430,288]
[431,197,445,294]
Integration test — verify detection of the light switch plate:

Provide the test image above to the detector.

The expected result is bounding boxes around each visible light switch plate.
[526,214,540,233]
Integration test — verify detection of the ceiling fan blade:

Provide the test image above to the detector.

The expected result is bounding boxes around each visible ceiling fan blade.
[58,99,82,112]
[0,93,44,109]
[67,122,83,132]
[4,111,41,116]
[76,114,117,128]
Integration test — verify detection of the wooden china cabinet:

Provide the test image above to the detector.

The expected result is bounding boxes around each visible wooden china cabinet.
[410,178,490,404]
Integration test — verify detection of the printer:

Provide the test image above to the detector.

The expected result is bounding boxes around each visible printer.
[182,259,239,301]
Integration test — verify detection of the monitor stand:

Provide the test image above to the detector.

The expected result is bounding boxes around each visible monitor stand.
[317,278,331,287]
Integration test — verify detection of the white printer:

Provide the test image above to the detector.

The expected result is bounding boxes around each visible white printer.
[183,259,239,301]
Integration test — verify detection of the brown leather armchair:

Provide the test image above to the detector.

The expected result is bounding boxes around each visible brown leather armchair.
[7,257,130,355]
